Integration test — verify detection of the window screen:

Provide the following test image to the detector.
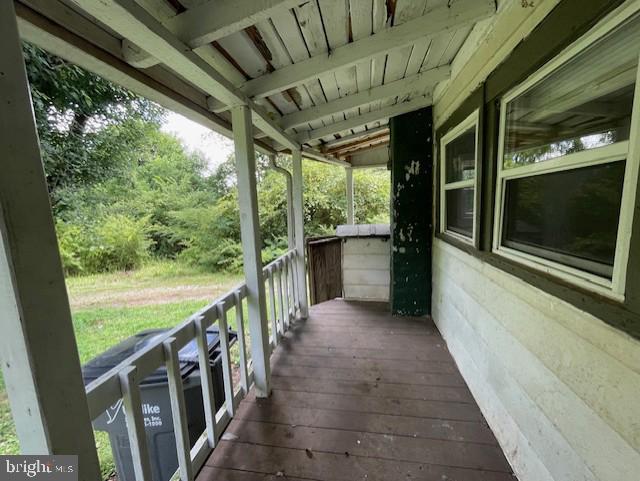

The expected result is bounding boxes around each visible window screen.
[502,161,626,277]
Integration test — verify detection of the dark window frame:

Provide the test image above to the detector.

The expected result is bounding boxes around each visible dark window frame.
[434,0,640,341]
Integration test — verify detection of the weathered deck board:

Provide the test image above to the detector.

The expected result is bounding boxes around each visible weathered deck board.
[197,299,512,481]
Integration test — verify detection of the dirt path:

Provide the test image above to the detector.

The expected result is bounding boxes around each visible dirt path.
[69,282,238,310]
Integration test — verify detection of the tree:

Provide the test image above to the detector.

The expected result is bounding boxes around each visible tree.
[22,43,164,203]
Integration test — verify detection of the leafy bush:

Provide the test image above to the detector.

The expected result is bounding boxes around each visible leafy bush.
[82,215,152,272]
[57,215,152,274]
[56,221,85,275]
[262,237,289,265]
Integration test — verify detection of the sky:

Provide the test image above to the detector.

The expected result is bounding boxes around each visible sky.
[160,111,234,171]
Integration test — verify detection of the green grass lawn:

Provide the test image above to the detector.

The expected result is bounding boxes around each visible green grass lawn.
[0,261,244,479]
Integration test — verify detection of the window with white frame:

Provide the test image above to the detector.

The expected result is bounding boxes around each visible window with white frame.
[494,10,640,298]
[440,111,479,242]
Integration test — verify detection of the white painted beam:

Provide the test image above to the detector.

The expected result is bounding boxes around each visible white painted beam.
[301,148,350,167]
[166,0,303,49]
[72,0,300,150]
[296,94,433,144]
[242,0,495,99]
[232,105,272,398]
[118,0,301,75]
[291,150,309,319]
[280,66,450,130]
[345,167,355,224]
[348,144,390,168]
[0,3,101,478]
[121,38,158,68]
[268,155,295,249]
[16,0,277,155]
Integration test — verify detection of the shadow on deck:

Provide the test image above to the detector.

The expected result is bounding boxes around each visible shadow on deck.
[197,299,514,481]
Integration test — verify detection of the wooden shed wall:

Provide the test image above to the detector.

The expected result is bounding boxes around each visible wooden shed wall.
[342,238,390,301]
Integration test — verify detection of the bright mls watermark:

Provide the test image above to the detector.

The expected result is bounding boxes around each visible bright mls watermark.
[0,456,77,481]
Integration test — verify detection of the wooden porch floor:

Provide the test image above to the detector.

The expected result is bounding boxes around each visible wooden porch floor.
[197,299,514,481]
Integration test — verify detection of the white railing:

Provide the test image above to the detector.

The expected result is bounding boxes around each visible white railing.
[84,249,301,481]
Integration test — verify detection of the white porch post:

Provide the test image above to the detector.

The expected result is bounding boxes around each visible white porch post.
[231,105,271,397]
[346,166,355,224]
[291,150,309,319]
[269,154,295,249]
[0,3,101,479]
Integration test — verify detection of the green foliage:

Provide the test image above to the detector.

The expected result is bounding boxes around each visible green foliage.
[25,44,390,275]
[22,43,164,203]
[56,221,85,275]
[57,215,151,274]
[55,145,391,274]
[83,215,152,272]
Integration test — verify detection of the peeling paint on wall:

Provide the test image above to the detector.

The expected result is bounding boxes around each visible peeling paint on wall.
[389,107,433,316]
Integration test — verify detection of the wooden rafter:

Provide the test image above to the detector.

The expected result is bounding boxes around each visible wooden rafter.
[279,66,450,130]
[241,0,495,100]
[328,133,390,157]
[322,126,390,151]
[72,0,300,150]
[167,0,303,48]
[295,94,434,145]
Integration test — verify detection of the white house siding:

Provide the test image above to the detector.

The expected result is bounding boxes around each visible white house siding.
[342,237,390,301]
[432,239,640,481]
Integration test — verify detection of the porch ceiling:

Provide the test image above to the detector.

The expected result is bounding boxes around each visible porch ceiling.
[15,0,496,166]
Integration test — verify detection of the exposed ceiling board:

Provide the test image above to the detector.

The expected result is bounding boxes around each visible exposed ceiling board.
[22,0,499,166]
[279,65,449,129]
[15,0,276,155]
[163,0,302,48]
[382,0,428,109]
[295,0,344,125]
[253,17,318,122]
[296,93,433,144]
[216,31,271,78]
[369,0,389,113]
[349,0,374,115]
[241,0,495,99]
[348,143,389,167]
[130,0,249,86]
[70,0,300,149]
[319,0,359,121]
[330,135,390,158]
[323,126,389,150]
[268,6,329,131]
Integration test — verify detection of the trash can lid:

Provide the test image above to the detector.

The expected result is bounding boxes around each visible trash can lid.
[82,327,222,386]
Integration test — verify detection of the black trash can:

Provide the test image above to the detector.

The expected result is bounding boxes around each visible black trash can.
[83,327,236,481]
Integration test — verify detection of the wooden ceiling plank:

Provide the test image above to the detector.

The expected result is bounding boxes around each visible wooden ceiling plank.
[242,0,495,99]
[323,125,389,149]
[369,0,388,113]
[216,31,271,78]
[280,65,449,129]
[296,0,344,125]
[349,0,374,115]
[256,15,322,129]
[165,0,303,48]
[72,0,299,150]
[320,0,359,123]
[381,0,428,108]
[14,0,277,154]
[296,93,433,144]
[269,6,330,131]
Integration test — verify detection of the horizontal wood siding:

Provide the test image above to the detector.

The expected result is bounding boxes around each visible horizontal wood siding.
[432,239,640,481]
[342,238,390,301]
